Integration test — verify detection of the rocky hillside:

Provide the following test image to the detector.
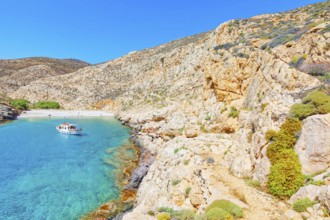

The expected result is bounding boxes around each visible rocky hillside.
[6,1,330,220]
[9,33,209,108]
[0,57,90,95]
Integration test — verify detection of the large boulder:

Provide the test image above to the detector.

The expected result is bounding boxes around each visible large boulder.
[0,103,18,121]
[292,185,330,213]
[289,185,326,204]
[294,114,330,175]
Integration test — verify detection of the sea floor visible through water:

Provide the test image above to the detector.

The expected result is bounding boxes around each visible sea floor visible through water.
[0,117,131,220]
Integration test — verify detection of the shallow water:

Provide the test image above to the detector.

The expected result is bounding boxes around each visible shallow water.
[0,117,130,220]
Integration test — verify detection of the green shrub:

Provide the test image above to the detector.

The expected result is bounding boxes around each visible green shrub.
[318,101,330,114]
[172,179,181,186]
[318,72,330,84]
[265,130,278,142]
[157,207,174,213]
[323,206,330,217]
[261,103,269,112]
[304,174,314,185]
[279,118,302,136]
[266,116,303,198]
[228,107,239,118]
[267,134,297,164]
[267,150,304,198]
[206,208,233,220]
[290,103,316,120]
[292,198,315,213]
[247,131,253,143]
[290,55,306,68]
[291,55,301,64]
[148,210,155,216]
[311,180,325,186]
[194,214,207,220]
[185,187,192,198]
[157,207,175,215]
[288,90,330,118]
[275,131,297,147]
[267,142,284,164]
[10,99,29,110]
[246,179,261,188]
[174,209,195,220]
[266,34,295,48]
[206,200,243,218]
[157,212,171,220]
[300,90,330,115]
[303,91,330,107]
[33,101,60,109]
[267,91,330,198]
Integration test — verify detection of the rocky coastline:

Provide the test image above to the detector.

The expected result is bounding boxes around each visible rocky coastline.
[82,118,156,220]
[0,103,18,123]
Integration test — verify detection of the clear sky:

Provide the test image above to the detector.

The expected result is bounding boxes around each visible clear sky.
[0,0,324,64]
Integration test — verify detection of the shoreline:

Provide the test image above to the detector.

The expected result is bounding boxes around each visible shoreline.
[17,109,114,118]
[7,108,153,219]
[82,118,156,220]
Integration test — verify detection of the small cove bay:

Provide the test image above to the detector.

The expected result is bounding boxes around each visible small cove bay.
[0,117,131,219]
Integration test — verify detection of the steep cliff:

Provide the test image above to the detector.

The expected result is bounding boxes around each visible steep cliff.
[5,1,330,219]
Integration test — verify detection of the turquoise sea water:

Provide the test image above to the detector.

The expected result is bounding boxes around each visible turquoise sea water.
[0,117,130,220]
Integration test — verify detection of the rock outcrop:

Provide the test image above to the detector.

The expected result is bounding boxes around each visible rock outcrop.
[290,185,330,219]
[295,114,330,175]
[0,103,18,121]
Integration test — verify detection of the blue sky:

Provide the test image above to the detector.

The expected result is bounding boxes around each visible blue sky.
[0,0,324,64]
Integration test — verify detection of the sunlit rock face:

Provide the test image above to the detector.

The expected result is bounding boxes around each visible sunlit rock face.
[294,114,330,175]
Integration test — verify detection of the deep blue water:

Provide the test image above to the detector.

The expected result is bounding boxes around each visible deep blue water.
[0,117,130,220]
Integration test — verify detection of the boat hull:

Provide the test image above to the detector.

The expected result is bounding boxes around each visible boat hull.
[56,127,82,135]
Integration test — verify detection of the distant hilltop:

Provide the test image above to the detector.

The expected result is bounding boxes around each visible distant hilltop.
[0,57,90,95]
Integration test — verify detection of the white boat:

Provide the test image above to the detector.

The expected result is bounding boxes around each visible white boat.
[56,123,82,135]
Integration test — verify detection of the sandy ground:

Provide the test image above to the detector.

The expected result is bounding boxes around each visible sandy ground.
[17,109,114,118]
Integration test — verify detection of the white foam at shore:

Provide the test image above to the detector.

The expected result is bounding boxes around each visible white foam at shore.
[17,110,114,118]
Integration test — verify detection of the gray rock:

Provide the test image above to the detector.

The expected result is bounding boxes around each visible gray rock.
[289,185,326,204]
[318,185,330,211]
[291,185,330,216]
[125,165,150,189]
[124,148,155,189]
[294,114,330,175]
[206,157,215,164]
[0,104,18,120]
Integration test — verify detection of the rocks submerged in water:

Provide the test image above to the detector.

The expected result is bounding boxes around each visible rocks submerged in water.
[82,132,156,220]
[124,146,156,190]
[124,165,149,189]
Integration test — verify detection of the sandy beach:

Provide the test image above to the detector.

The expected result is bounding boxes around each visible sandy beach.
[17,109,114,118]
